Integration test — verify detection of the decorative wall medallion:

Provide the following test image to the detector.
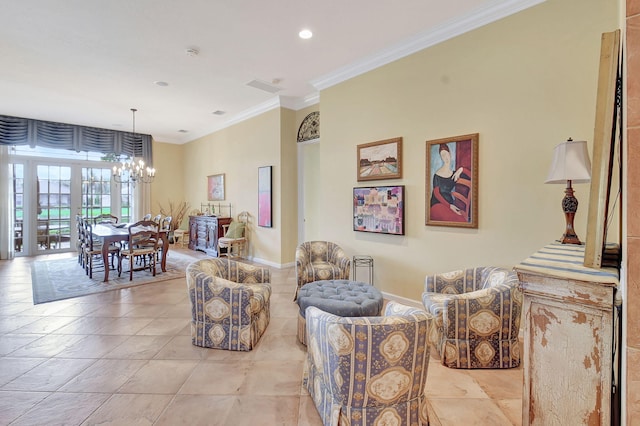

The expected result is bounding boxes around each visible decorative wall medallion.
[297,111,319,142]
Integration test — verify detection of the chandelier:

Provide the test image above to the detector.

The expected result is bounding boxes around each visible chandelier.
[111,108,156,188]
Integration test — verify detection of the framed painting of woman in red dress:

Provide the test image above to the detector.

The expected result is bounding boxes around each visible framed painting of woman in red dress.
[426,133,478,228]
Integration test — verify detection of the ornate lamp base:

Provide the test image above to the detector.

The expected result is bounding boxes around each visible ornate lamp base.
[560,182,582,245]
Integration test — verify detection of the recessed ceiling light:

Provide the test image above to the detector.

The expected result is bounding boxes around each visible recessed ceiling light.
[178,129,189,133]
[185,48,199,57]
[154,81,169,87]
[299,29,313,39]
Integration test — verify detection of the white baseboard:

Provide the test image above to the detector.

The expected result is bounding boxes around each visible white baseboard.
[249,257,295,269]
[380,291,423,309]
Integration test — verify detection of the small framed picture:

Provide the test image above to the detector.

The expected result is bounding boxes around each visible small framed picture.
[207,174,225,201]
[426,133,478,228]
[357,137,402,181]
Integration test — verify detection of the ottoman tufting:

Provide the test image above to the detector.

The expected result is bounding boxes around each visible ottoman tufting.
[296,279,383,345]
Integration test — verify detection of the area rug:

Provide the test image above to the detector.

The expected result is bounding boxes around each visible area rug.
[31,250,202,304]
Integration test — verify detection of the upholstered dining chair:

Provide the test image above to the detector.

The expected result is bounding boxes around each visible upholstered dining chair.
[294,241,351,300]
[218,211,249,258]
[303,301,432,425]
[186,258,271,351]
[118,220,160,281]
[422,266,522,369]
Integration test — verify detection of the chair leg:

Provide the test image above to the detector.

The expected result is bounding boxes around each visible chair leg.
[118,255,123,277]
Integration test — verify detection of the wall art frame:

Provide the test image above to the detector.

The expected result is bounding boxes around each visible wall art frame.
[207,173,225,201]
[426,133,478,228]
[258,166,272,228]
[353,185,404,235]
[357,137,402,181]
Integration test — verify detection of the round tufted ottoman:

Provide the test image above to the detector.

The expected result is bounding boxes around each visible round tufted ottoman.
[296,279,383,345]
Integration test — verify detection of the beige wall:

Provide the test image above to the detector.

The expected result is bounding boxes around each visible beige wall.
[151,141,186,227]
[175,108,300,265]
[314,0,618,300]
[150,0,617,298]
[280,108,299,264]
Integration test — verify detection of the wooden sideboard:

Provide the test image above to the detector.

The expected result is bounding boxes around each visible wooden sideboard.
[188,215,232,257]
[515,243,620,426]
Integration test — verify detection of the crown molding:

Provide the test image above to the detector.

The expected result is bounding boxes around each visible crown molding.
[311,0,545,91]
[175,0,544,144]
[280,93,320,110]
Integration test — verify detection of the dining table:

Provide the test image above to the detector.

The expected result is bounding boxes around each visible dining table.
[91,223,169,282]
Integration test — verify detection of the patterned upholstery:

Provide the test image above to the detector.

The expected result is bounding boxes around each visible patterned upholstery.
[295,241,351,300]
[422,266,522,369]
[303,301,432,426]
[186,258,271,351]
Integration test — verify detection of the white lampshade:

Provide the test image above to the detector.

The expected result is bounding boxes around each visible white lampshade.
[545,139,592,184]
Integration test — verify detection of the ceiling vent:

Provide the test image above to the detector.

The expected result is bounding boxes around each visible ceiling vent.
[246,79,282,94]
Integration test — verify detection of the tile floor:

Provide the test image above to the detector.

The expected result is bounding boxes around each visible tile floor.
[0,249,523,425]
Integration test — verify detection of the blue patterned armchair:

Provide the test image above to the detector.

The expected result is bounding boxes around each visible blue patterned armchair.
[303,301,432,425]
[422,266,522,369]
[186,258,271,351]
[295,241,351,300]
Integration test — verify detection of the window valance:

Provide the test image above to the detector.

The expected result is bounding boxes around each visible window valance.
[0,114,153,166]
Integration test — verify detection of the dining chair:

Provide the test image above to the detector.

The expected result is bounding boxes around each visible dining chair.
[157,216,172,260]
[81,219,119,279]
[118,220,160,281]
[93,213,118,225]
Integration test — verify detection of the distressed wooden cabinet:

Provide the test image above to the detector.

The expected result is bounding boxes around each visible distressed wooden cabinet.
[188,215,232,257]
[515,243,619,426]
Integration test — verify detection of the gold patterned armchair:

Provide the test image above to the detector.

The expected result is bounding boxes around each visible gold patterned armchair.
[303,301,432,425]
[295,241,351,300]
[422,266,522,369]
[186,258,271,351]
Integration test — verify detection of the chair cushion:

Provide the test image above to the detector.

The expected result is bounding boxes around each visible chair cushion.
[224,221,245,238]
[297,279,383,319]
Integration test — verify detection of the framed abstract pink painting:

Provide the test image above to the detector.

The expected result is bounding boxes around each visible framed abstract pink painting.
[258,166,272,227]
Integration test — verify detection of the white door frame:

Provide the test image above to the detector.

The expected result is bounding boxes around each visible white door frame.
[297,138,319,245]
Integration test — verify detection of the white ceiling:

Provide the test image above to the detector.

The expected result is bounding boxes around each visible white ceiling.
[0,0,542,144]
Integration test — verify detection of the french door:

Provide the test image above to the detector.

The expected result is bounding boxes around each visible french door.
[11,157,132,256]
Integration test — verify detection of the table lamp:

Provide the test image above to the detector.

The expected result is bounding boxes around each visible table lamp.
[545,138,591,244]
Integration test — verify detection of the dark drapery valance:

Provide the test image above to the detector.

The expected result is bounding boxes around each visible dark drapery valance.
[0,114,153,166]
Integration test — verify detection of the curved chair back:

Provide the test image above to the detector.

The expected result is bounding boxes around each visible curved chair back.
[186,258,271,351]
[93,213,118,225]
[423,266,522,369]
[294,241,351,300]
[304,301,432,424]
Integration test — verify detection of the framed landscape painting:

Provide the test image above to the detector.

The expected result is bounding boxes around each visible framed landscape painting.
[426,133,478,228]
[353,185,404,235]
[357,137,402,181]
